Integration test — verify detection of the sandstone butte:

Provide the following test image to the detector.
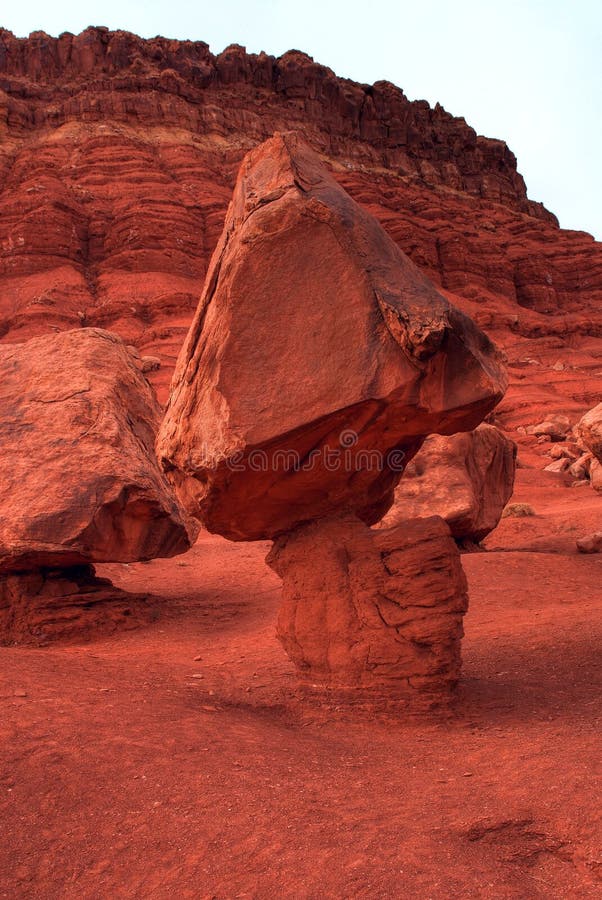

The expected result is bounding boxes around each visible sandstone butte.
[0,27,600,435]
[157,132,507,542]
[0,328,195,642]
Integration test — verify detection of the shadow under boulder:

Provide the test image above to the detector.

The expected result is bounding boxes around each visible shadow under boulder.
[0,328,196,644]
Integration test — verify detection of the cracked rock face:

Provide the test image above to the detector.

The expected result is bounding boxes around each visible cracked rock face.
[266,514,468,695]
[158,132,507,541]
[0,328,195,574]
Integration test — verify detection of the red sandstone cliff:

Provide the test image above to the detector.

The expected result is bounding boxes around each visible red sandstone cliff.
[0,27,600,417]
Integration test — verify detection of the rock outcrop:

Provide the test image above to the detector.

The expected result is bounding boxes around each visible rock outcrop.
[0,27,600,415]
[379,425,517,546]
[0,327,195,641]
[0,565,156,644]
[267,514,468,697]
[158,133,506,542]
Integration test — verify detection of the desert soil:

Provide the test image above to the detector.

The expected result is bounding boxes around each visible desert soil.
[1,458,601,899]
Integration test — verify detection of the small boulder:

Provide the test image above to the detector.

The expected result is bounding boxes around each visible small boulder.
[526,415,571,441]
[548,444,578,461]
[568,452,593,480]
[544,458,571,474]
[576,533,602,554]
[141,355,161,373]
[575,403,602,461]
[590,459,602,492]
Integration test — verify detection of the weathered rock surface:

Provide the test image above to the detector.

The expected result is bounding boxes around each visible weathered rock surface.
[158,133,506,540]
[0,565,155,644]
[544,458,571,474]
[568,452,592,480]
[266,514,468,696]
[576,532,602,554]
[0,327,195,574]
[590,459,602,492]
[379,424,517,545]
[575,403,602,462]
[0,27,600,415]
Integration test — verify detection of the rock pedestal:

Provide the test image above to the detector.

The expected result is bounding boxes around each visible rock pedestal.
[157,133,508,698]
[0,566,154,645]
[266,515,468,697]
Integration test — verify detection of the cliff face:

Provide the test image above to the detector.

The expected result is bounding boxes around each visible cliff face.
[0,27,600,407]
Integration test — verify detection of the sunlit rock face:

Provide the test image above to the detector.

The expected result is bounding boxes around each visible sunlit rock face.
[158,133,506,541]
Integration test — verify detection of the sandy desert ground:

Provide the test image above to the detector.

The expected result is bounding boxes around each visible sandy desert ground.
[2,451,601,899]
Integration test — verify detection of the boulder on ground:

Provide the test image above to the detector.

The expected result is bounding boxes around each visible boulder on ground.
[548,444,578,461]
[590,459,602,492]
[544,458,571,474]
[568,452,592,480]
[526,415,571,441]
[378,424,516,544]
[575,403,602,462]
[0,328,195,575]
[576,533,602,554]
[158,132,507,541]
[266,514,467,696]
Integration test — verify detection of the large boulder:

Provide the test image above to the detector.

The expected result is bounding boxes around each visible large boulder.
[379,424,517,544]
[157,132,507,541]
[0,328,195,575]
[575,403,602,462]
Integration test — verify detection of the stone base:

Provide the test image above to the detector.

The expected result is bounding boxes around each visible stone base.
[0,565,155,645]
[266,514,469,697]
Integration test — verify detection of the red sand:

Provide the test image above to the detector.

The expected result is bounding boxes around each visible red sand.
[1,464,601,898]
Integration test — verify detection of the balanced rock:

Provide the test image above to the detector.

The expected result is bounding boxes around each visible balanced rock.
[266,514,468,696]
[378,424,516,545]
[0,328,194,574]
[158,133,507,540]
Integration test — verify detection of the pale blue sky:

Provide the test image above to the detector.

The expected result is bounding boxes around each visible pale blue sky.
[2,1,600,239]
